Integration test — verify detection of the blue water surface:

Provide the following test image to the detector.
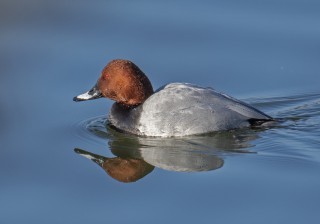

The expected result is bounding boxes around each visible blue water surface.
[1,0,320,223]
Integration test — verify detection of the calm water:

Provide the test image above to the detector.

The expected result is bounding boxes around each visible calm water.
[1,0,320,223]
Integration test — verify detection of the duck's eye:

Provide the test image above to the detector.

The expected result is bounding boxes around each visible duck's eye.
[101,73,109,80]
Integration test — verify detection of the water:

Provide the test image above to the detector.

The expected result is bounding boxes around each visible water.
[1,0,320,223]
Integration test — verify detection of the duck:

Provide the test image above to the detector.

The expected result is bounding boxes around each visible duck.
[73,59,274,137]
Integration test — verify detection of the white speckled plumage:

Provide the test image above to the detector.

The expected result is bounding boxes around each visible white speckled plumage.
[108,83,272,137]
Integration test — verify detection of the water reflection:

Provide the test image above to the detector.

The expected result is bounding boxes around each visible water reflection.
[74,117,261,183]
[75,148,154,183]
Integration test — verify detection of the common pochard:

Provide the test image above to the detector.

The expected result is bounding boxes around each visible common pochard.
[73,59,273,137]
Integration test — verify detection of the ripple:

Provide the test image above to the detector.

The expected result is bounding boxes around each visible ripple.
[73,92,320,167]
[73,115,109,146]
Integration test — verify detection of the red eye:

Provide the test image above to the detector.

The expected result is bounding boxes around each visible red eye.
[101,73,108,80]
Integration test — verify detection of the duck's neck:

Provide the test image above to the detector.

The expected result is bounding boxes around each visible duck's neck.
[133,75,154,105]
[116,102,140,110]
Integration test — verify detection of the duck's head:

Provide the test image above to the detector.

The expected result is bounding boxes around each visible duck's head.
[73,59,154,107]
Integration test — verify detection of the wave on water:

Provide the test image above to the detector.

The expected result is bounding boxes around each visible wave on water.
[74,92,320,166]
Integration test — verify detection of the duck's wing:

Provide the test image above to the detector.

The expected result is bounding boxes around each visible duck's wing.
[137,83,273,136]
[213,91,273,120]
[159,83,272,120]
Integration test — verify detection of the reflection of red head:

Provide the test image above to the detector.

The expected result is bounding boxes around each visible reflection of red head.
[102,157,154,183]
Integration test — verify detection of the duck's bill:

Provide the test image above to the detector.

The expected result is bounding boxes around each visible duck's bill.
[73,84,103,102]
[74,148,105,166]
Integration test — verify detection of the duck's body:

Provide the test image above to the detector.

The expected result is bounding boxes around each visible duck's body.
[74,59,273,137]
[109,83,272,137]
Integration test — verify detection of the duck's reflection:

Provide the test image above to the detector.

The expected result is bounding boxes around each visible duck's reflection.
[75,148,154,183]
[75,118,260,183]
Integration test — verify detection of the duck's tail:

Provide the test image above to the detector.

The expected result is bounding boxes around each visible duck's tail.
[247,118,277,127]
